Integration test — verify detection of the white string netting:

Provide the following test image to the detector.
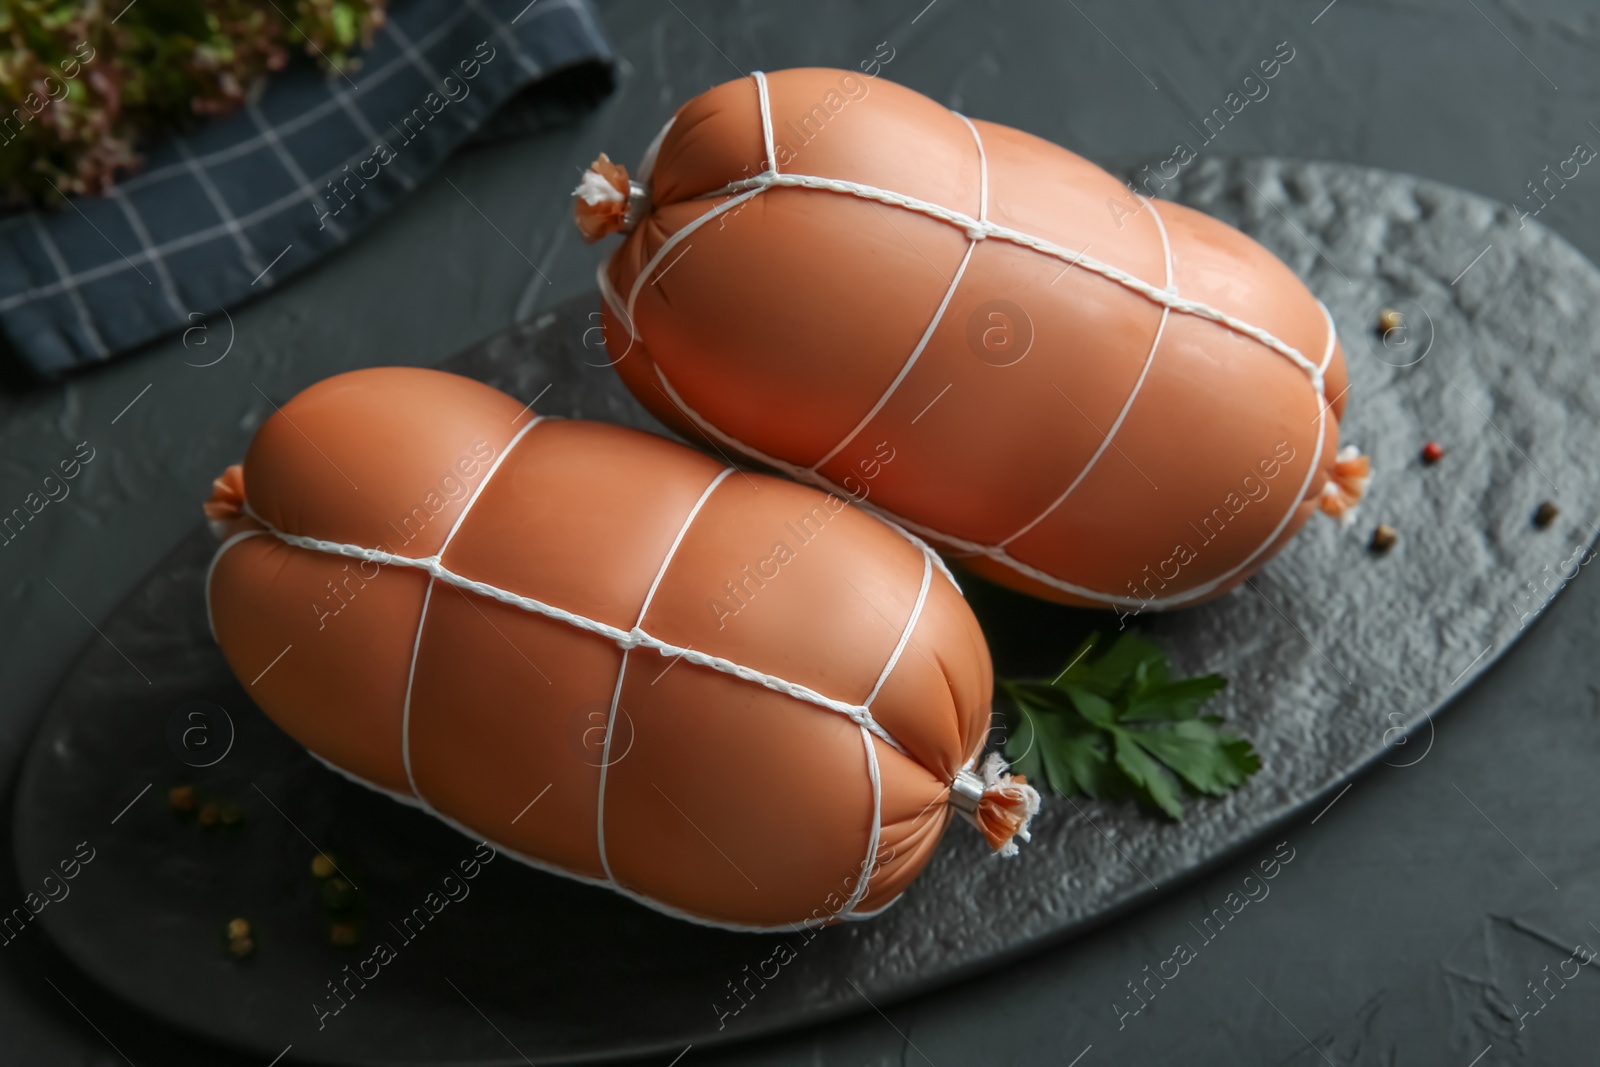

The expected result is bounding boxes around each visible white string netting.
[596,70,1340,612]
[205,418,964,932]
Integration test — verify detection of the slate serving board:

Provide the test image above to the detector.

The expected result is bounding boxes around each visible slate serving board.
[14,158,1600,1065]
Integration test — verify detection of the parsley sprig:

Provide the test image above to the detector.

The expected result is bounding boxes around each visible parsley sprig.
[1001,632,1260,820]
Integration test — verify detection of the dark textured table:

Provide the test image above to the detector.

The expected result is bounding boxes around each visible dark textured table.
[3,2,1599,1065]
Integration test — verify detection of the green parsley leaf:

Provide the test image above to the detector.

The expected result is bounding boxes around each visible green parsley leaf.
[1121,675,1228,723]
[1058,683,1118,730]
[1004,697,1047,785]
[1003,683,1122,800]
[1126,718,1260,796]
[1112,730,1185,820]
[999,632,1258,820]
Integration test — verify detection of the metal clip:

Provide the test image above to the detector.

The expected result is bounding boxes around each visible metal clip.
[948,768,985,814]
[622,181,651,232]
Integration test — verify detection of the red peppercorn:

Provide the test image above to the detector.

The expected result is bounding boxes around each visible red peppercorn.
[1421,441,1444,465]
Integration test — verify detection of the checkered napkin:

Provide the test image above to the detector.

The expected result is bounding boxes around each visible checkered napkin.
[0,0,615,379]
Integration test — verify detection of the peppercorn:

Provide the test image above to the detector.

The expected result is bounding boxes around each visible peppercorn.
[329,922,360,948]
[1370,524,1398,553]
[1421,441,1444,465]
[168,785,196,813]
[311,853,337,879]
[1377,308,1404,334]
[218,801,243,827]
[197,801,220,827]
[225,918,255,959]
